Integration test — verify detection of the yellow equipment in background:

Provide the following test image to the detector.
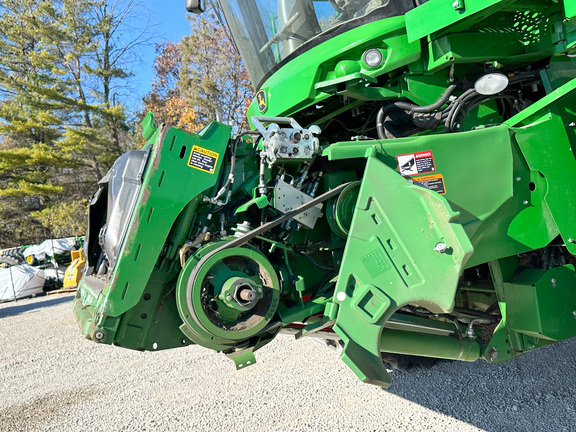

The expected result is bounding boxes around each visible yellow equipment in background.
[63,248,86,289]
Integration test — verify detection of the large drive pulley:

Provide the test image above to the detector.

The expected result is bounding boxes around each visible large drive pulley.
[176,242,280,352]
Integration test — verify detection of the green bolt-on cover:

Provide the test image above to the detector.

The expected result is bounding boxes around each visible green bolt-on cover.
[73,121,232,349]
[503,265,576,341]
[332,156,473,387]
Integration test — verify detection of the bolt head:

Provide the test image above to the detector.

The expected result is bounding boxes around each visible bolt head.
[226,295,232,301]
[516,177,522,182]
[573,310,576,319]
[523,200,529,205]
[434,242,448,253]
[569,238,575,243]
[94,331,105,341]
[487,347,498,361]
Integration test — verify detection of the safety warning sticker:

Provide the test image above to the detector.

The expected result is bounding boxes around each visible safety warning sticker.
[188,145,219,174]
[409,174,446,195]
[397,150,436,176]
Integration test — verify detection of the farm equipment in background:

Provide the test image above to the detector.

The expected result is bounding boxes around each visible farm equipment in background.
[0,237,84,301]
[73,0,576,387]
[63,248,86,289]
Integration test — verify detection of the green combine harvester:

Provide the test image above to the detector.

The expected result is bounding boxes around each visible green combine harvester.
[73,0,576,387]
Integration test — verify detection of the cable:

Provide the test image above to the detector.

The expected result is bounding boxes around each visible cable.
[444,88,477,133]
[376,84,457,139]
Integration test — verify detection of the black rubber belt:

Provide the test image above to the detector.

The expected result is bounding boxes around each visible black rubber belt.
[185,181,353,331]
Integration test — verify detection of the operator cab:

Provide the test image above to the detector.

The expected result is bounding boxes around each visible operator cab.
[193,0,420,88]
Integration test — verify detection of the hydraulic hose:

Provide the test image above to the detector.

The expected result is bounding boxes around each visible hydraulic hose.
[444,88,478,133]
[376,84,458,139]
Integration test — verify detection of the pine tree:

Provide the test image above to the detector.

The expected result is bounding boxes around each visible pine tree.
[0,0,148,247]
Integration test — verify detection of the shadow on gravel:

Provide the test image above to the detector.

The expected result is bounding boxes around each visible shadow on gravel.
[0,295,73,319]
[386,341,576,432]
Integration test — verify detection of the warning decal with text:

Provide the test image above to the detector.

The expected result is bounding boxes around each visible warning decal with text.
[188,145,219,174]
[409,174,446,195]
[397,150,436,176]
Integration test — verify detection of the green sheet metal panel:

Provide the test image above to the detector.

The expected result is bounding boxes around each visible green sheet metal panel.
[507,77,576,254]
[246,17,420,122]
[405,0,505,43]
[503,265,576,341]
[324,125,558,267]
[332,156,473,386]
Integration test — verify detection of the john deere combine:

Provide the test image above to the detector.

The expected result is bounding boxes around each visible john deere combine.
[73,0,576,387]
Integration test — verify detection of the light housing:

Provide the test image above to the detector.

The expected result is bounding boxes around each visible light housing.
[363,49,383,68]
[474,73,509,95]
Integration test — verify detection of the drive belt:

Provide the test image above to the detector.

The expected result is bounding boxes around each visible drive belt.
[188,181,352,290]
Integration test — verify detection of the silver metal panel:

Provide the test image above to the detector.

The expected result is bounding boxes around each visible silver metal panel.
[274,180,323,229]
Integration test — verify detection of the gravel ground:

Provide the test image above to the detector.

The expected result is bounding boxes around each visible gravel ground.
[0,294,574,432]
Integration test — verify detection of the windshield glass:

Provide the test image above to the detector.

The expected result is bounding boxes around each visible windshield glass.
[216,0,416,87]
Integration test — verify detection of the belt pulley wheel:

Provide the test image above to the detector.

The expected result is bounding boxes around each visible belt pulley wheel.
[327,181,361,239]
[176,243,280,350]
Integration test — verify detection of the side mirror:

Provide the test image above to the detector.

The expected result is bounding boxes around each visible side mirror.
[185,0,205,13]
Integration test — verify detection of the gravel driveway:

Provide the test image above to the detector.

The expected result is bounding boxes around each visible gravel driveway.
[0,294,574,432]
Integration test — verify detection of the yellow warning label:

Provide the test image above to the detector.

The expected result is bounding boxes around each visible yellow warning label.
[188,145,219,174]
[409,173,446,195]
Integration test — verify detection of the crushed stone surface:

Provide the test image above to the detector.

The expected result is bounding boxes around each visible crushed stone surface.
[0,294,575,432]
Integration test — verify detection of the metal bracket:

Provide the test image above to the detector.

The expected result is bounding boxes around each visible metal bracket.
[452,0,465,11]
[226,347,257,370]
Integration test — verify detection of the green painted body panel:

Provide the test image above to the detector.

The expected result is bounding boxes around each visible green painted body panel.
[246,16,420,122]
[405,0,505,43]
[332,156,473,385]
[324,125,560,267]
[73,122,231,347]
[503,265,576,341]
[107,122,231,317]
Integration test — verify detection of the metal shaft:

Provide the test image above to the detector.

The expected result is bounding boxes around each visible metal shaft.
[380,329,480,362]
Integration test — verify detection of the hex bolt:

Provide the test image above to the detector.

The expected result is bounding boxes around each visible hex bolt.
[434,242,448,253]
[551,278,557,288]
[487,347,498,361]
[94,331,105,341]
[226,295,232,301]
[573,311,576,319]
[568,238,575,243]
[515,177,522,182]
[523,200,529,205]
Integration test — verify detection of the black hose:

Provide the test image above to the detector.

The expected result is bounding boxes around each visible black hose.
[447,93,518,131]
[376,84,458,139]
[444,88,478,133]
[402,84,458,113]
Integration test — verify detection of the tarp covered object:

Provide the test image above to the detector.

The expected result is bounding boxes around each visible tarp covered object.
[23,237,77,261]
[0,264,45,301]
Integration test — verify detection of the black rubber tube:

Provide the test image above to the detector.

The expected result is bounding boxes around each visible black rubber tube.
[376,84,457,139]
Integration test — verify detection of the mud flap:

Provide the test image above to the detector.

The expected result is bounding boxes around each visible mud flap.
[333,156,473,387]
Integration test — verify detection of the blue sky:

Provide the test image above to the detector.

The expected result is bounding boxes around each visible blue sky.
[128,1,193,110]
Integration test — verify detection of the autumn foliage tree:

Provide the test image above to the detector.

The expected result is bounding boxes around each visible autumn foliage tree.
[143,11,253,133]
[142,42,197,132]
